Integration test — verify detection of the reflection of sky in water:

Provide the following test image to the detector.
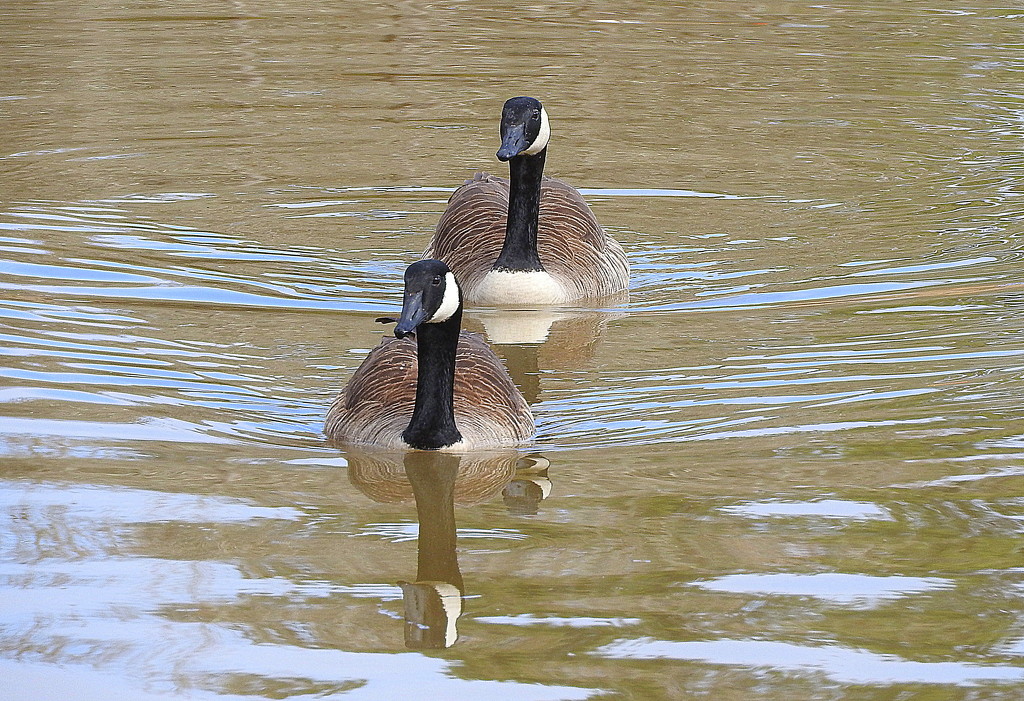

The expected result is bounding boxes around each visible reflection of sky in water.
[595,638,1024,686]
[355,522,527,543]
[3,641,598,701]
[0,481,598,700]
[900,465,1024,488]
[476,614,641,628]
[0,481,302,523]
[0,417,234,445]
[691,573,953,606]
[720,499,891,520]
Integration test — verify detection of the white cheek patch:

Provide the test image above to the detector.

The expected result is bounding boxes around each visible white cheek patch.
[522,107,550,156]
[427,272,461,323]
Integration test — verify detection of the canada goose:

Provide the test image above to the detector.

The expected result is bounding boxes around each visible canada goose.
[425,96,629,305]
[324,259,534,451]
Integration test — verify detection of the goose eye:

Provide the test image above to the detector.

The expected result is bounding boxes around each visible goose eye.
[430,275,442,286]
[531,109,540,120]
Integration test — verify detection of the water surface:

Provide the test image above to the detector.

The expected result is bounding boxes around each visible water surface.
[3,1,1024,698]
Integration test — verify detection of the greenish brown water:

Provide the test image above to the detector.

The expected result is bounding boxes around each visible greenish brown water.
[3,1,1024,698]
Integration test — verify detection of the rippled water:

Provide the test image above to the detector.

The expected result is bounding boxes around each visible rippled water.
[4,0,1024,698]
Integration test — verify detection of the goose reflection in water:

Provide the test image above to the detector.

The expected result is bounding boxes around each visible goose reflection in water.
[501,454,551,516]
[465,305,625,405]
[347,449,552,648]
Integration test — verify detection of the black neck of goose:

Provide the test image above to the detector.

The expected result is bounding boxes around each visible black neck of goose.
[494,148,546,272]
[402,309,463,450]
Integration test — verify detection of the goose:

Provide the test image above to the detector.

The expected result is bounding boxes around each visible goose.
[324,259,534,451]
[425,96,629,306]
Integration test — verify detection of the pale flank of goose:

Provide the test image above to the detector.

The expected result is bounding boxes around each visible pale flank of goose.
[324,259,534,451]
[425,96,629,306]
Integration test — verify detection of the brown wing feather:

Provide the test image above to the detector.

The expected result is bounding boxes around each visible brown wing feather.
[536,177,630,299]
[324,332,533,449]
[425,172,629,301]
[451,332,534,445]
[425,172,508,293]
[325,336,417,449]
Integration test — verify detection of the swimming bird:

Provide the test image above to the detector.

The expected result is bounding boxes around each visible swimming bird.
[425,96,629,305]
[324,259,534,451]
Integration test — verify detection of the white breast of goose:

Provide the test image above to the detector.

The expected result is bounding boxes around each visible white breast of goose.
[412,438,468,453]
[473,269,573,306]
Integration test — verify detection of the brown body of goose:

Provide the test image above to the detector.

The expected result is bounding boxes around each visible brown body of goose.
[324,259,533,451]
[425,97,629,306]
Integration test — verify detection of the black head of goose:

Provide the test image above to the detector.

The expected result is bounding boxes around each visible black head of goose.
[425,96,629,306]
[324,259,534,451]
